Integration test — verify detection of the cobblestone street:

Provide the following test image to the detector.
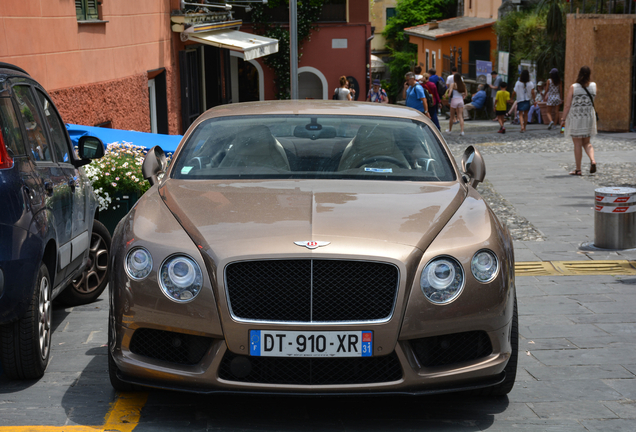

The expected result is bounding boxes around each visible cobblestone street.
[1,126,636,431]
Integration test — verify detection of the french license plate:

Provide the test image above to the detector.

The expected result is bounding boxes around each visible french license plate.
[249,330,373,357]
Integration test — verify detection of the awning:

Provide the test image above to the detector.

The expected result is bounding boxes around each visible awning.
[370,55,386,73]
[184,29,278,61]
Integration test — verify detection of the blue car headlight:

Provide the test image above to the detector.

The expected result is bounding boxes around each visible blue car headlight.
[420,256,464,304]
[159,255,203,302]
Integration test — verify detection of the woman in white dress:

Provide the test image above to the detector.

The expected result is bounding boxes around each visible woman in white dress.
[561,66,597,175]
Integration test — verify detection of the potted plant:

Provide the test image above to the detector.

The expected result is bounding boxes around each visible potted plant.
[82,141,169,234]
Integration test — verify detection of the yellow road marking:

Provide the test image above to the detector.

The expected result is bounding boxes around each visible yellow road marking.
[516,260,636,276]
[0,392,148,432]
[514,261,557,276]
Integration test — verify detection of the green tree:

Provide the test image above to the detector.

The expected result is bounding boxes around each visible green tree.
[382,0,457,100]
[495,4,564,84]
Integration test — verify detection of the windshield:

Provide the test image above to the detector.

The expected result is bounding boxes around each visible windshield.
[171,115,456,181]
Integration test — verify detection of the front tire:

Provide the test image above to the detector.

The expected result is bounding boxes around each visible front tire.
[57,220,111,306]
[0,263,52,379]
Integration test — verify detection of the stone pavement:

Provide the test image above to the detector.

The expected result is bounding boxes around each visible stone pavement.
[0,128,635,431]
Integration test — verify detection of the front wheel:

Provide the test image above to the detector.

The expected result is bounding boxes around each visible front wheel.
[57,220,111,306]
[0,263,52,379]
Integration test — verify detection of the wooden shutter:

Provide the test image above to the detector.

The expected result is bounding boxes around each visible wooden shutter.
[86,0,99,20]
[75,0,85,20]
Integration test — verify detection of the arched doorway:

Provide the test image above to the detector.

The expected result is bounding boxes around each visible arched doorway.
[299,72,323,100]
[237,58,259,102]
[298,67,328,100]
[230,52,264,103]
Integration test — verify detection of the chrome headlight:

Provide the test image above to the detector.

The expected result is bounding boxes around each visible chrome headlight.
[420,256,464,304]
[125,247,153,280]
[159,255,203,302]
[471,250,499,283]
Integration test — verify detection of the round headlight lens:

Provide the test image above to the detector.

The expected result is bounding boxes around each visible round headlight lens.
[125,248,153,280]
[159,255,202,302]
[420,257,464,304]
[471,250,499,282]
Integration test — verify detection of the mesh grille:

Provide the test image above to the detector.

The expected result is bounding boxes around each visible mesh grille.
[225,260,399,322]
[410,331,493,368]
[129,328,213,365]
[219,351,403,385]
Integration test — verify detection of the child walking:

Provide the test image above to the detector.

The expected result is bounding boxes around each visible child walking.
[495,82,510,134]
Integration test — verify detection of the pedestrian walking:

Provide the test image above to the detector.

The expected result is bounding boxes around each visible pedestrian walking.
[422,73,441,129]
[446,67,459,124]
[495,82,511,134]
[561,66,597,175]
[444,73,467,135]
[528,81,544,124]
[333,76,352,101]
[403,72,431,118]
[544,68,562,129]
[512,70,535,133]
[489,70,503,120]
[366,79,388,103]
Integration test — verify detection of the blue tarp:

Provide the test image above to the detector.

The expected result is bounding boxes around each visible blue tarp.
[65,124,182,153]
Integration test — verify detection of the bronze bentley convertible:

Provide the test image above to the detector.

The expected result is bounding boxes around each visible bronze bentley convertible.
[108,101,517,395]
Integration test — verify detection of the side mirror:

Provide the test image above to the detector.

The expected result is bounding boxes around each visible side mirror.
[461,145,486,187]
[74,136,105,167]
[142,146,167,186]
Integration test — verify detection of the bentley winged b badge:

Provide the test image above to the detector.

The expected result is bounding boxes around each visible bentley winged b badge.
[294,241,330,249]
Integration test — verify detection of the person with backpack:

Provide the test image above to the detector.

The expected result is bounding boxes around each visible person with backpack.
[333,75,352,101]
[403,72,431,118]
[422,73,441,129]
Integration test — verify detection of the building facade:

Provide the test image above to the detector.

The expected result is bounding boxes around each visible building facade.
[1,0,371,135]
[405,17,497,79]
[0,0,178,134]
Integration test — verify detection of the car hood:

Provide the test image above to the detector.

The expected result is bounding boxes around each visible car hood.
[158,179,466,260]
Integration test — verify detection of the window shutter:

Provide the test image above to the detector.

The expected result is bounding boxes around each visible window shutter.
[86,0,99,20]
[75,0,85,20]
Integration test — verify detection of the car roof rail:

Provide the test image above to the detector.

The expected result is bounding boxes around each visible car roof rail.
[0,62,30,76]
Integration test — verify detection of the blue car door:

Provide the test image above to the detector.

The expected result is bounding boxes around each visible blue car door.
[12,83,74,284]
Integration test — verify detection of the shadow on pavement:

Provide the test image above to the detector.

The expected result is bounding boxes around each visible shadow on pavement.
[129,389,509,430]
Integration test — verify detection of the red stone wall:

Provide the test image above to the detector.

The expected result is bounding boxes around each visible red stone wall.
[50,73,150,132]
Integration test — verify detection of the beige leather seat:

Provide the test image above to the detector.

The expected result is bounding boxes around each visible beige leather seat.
[219,125,290,171]
[337,125,410,171]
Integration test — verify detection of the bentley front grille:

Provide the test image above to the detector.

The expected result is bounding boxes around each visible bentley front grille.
[225,260,399,323]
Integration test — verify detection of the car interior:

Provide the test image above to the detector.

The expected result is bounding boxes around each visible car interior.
[173,116,455,181]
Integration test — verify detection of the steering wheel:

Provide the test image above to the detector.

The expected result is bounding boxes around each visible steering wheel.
[355,156,410,169]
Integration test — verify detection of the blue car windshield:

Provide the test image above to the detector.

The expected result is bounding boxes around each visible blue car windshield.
[171,115,456,182]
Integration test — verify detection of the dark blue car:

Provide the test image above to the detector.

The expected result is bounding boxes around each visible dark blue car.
[0,63,109,380]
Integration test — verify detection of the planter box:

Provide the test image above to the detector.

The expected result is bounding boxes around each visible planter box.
[99,192,139,235]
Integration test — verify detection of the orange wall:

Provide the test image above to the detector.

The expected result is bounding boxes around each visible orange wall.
[409,25,497,74]
[0,0,178,133]
[0,0,173,90]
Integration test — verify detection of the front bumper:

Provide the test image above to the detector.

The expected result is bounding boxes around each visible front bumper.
[110,317,513,395]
